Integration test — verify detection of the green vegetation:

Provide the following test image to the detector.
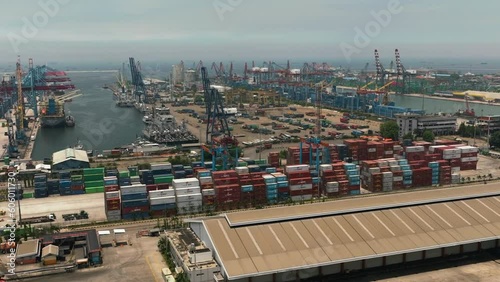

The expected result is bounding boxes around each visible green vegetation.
[422,130,435,143]
[457,122,481,138]
[489,131,500,149]
[402,132,414,141]
[380,121,400,141]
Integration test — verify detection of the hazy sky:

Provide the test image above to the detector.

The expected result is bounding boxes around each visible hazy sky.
[1,0,499,66]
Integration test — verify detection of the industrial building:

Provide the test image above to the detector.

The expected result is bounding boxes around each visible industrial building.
[40,229,102,265]
[52,148,90,171]
[166,228,221,282]
[477,115,500,133]
[41,245,59,265]
[187,184,500,281]
[15,239,41,265]
[396,113,457,138]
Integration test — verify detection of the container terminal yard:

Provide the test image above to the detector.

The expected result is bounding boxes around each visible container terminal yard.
[0,55,499,282]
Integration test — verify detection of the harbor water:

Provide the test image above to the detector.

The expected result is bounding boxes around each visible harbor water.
[31,72,144,160]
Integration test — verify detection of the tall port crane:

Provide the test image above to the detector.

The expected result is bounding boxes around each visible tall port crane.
[200,67,238,171]
[129,57,146,102]
[374,49,390,87]
[395,49,413,94]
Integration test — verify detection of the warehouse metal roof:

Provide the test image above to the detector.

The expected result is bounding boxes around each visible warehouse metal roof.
[225,183,500,227]
[52,148,89,165]
[202,183,500,280]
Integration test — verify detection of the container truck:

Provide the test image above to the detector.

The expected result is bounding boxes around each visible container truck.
[19,213,56,225]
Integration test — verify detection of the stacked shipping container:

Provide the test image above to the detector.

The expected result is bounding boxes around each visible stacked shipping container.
[120,184,149,220]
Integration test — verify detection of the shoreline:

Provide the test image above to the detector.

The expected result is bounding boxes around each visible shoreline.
[399,93,500,106]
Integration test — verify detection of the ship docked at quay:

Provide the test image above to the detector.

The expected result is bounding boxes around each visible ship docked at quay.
[39,96,76,128]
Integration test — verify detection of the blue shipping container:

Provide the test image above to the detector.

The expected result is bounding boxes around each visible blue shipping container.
[121,193,148,202]
[277,181,289,188]
[122,199,149,208]
[266,183,278,190]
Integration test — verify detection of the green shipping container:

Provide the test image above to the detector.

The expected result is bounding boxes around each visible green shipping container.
[128,166,138,177]
[85,187,99,194]
[85,180,105,188]
[238,162,247,167]
[119,171,130,178]
[83,168,105,176]
[23,192,33,199]
[84,174,104,181]
[154,176,174,184]
[94,187,105,193]
[255,159,267,165]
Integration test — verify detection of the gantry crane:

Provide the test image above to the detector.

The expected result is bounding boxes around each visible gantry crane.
[129,57,147,102]
[374,49,391,88]
[15,57,27,143]
[395,49,416,94]
[200,67,238,171]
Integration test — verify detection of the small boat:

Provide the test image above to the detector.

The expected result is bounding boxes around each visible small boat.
[73,139,84,150]
[142,115,153,124]
[64,99,72,103]
[65,114,75,127]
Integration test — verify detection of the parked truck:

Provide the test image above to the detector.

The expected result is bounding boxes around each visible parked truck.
[19,213,56,225]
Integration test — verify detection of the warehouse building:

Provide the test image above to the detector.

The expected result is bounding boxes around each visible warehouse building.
[396,113,457,138]
[15,239,41,265]
[187,184,500,281]
[52,148,90,171]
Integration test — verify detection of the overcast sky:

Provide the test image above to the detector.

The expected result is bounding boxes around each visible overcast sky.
[1,0,499,66]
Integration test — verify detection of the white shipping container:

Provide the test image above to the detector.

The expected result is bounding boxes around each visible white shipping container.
[262,174,276,180]
[382,172,393,178]
[105,191,120,200]
[172,178,200,189]
[235,167,249,174]
[368,167,381,174]
[377,161,388,167]
[150,196,176,205]
[451,167,461,174]
[393,176,403,182]
[198,176,213,184]
[106,210,121,216]
[290,184,313,191]
[202,189,215,196]
[393,145,403,151]
[443,148,461,155]
[175,187,201,196]
[151,162,172,168]
[291,195,313,202]
[176,193,203,203]
[320,164,333,171]
[326,187,339,193]
[461,157,478,162]
[285,165,309,173]
[120,185,147,195]
[457,146,479,154]
[390,166,401,172]
[367,148,377,153]
[149,189,175,198]
[326,181,339,188]
[384,151,394,155]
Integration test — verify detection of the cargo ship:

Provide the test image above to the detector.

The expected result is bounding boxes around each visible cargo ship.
[39,97,68,127]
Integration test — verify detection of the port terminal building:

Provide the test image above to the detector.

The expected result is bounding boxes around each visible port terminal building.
[184,184,500,281]
[396,113,457,139]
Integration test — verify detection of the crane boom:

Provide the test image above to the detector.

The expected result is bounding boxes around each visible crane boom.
[16,57,24,130]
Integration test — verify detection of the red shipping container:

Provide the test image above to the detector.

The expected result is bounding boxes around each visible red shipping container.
[106,198,120,205]
[290,189,313,197]
[289,178,313,185]
[287,171,312,179]
[71,185,85,191]
[278,187,290,193]
[157,184,169,190]
[214,177,240,186]
[151,209,177,218]
[461,152,478,158]
[122,205,149,214]
[146,184,158,192]
[106,203,120,211]
[105,185,120,192]
[238,173,251,180]
[239,179,253,186]
[200,183,214,190]
[212,170,238,179]
[321,170,336,177]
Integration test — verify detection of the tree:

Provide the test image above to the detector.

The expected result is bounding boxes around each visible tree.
[457,122,466,136]
[402,132,414,141]
[194,94,203,103]
[380,121,400,141]
[422,130,435,143]
[489,131,500,148]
